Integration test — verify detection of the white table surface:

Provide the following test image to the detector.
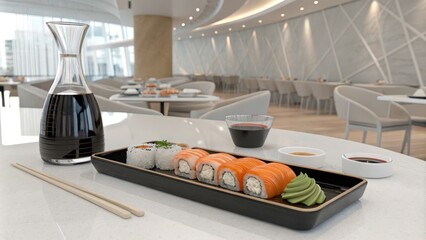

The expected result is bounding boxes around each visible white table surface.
[378,95,426,104]
[0,107,425,240]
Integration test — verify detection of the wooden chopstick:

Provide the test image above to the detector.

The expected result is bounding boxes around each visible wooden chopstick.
[12,163,144,219]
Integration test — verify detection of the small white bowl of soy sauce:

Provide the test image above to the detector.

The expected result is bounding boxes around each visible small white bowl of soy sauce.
[342,153,393,178]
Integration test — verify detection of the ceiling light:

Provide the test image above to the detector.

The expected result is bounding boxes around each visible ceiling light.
[201,33,205,37]
[189,16,193,20]
[189,35,192,39]
[242,24,246,28]
[300,7,304,11]
[196,8,200,12]
[177,37,181,40]
[173,27,176,31]
[281,13,285,17]
[258,20,263,23]
[314,1,319,4]
[228,28,232,31]
[214,31,218,34]
[181,23,185,27]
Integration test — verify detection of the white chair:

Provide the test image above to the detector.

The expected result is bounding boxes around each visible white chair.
[18,83,48,108]
[274,80,296,107]
[157,76,191,87]
[95,95,163,115]
[168,81,216,117]
[310,82,339,114]
[194,91,271,121]
[18,81,161,115]
[293,81,313,110]
[402,104,426,124]
[221,75,240,93]
[257,78,278,103]
[334,86,411,154]
[242,77,259,93]
[93,78,129,89]
[89,83,122,98]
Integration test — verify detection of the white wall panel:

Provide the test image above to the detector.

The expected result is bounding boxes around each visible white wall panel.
[173,0,426,86]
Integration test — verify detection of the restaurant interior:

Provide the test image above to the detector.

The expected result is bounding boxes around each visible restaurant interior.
[0,0,425,239]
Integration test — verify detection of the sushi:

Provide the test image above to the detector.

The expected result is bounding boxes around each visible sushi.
[173,149,210,179]
[243,163,296,199]
[155,141,185,170]
[126,143,156,169]
[196,153,236,185]
[218,157,266,191]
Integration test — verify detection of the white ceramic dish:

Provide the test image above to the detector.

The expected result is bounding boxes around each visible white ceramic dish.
[122,89,139,95]
[277,146,326,168]
[341,153,393,178]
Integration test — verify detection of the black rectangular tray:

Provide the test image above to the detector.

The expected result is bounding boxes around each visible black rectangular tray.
[91,148,367,230]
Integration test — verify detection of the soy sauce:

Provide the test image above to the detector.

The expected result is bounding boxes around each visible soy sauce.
[39,93,104,163]
[348,157,387,164]
[229,123,270,148]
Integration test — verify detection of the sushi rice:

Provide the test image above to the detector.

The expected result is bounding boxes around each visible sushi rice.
[126,143,156,169]
[155,145,182,170]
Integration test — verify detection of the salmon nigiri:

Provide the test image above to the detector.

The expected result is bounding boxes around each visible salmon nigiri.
[243,163,296,199]
[218,157,266,192]
[195,153,236,185]
[173,149,209,179]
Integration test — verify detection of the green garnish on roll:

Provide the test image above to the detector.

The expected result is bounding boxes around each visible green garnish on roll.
[155,140,172,148]
[281,173,326,206]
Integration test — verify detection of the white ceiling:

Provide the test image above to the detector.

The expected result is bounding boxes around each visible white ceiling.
[117,0,356,39]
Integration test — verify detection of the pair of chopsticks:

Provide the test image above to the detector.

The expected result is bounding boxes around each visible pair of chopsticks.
[11,163,144,219]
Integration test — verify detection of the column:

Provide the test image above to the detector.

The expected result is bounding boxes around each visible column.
[133,15,172,81]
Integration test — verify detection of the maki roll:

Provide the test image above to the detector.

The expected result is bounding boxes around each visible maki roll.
[154,140,187,170]
[173,149,209,179]
[243,163,296,199]
[218,157,266,192]
[196,153,236,186]
[126,143,156,169]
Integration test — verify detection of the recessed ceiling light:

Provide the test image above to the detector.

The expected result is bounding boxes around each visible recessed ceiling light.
[201,33,205,37]
[228,28,232,31]
[177,37,181,40]
[189,35,192,39]
[196,8,200,12]
[214,31,218,34]
[242,24,246,28]
[314,1,319,4]
[258,20,263,23]
[189,16,193,20]
[300,7,304,11]
[173,27,176,31]
[181,23,185,27]
[281,13,285,17]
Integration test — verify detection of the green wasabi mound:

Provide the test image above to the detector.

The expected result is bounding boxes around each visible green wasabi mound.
[281,173,326,206]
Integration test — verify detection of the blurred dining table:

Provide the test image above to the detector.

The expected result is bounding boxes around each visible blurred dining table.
[377,95,426,104]
[110,93,220,115]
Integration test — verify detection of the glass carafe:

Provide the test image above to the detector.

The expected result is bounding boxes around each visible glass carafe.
[39,22,104,165]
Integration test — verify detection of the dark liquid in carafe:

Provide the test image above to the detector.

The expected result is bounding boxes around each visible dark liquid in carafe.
[39,93,104,162]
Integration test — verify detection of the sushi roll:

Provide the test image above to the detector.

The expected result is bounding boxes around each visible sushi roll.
[173,149,209,179]
[126,143,156,169]
[154,141,187,170]
[196,153,236,185]
[243,163,296,199]
[218,157,266,192]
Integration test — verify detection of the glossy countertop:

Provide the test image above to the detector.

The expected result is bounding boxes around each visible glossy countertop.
[0,107,425,239]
